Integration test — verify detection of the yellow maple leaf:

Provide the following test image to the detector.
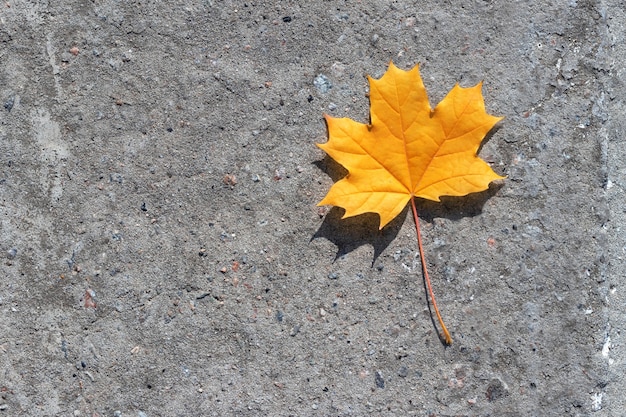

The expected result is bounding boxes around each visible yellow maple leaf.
[318,62,504,229]
[317,62,504,345]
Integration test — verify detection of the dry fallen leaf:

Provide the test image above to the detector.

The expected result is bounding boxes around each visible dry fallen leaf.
[318,62,504,345]
[319,62,503,228]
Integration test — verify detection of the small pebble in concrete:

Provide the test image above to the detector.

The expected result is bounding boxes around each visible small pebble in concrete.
[486,378,509,402]
[4,96,14,112]
[314,74,332,93]
[375,371,385,388]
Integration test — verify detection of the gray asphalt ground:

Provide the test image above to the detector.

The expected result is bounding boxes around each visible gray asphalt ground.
[1,1,625,416]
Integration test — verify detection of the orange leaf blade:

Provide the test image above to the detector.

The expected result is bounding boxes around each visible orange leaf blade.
[318,63,503,228]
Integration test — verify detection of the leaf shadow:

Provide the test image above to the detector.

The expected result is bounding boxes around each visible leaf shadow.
[312,154,347,183]
[477,122,503,154]
[312,205,407,265]
[415,182,504,223]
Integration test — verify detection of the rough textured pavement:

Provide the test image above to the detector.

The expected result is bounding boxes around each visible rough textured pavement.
[1,1,625,416]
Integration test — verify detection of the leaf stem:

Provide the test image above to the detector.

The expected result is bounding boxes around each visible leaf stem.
[410,196,452,346]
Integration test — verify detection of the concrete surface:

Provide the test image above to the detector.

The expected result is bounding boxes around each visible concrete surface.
[0,1,624,416]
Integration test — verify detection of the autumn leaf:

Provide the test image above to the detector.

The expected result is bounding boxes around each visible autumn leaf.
[319,62,503,228]
[317,62,504,345]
